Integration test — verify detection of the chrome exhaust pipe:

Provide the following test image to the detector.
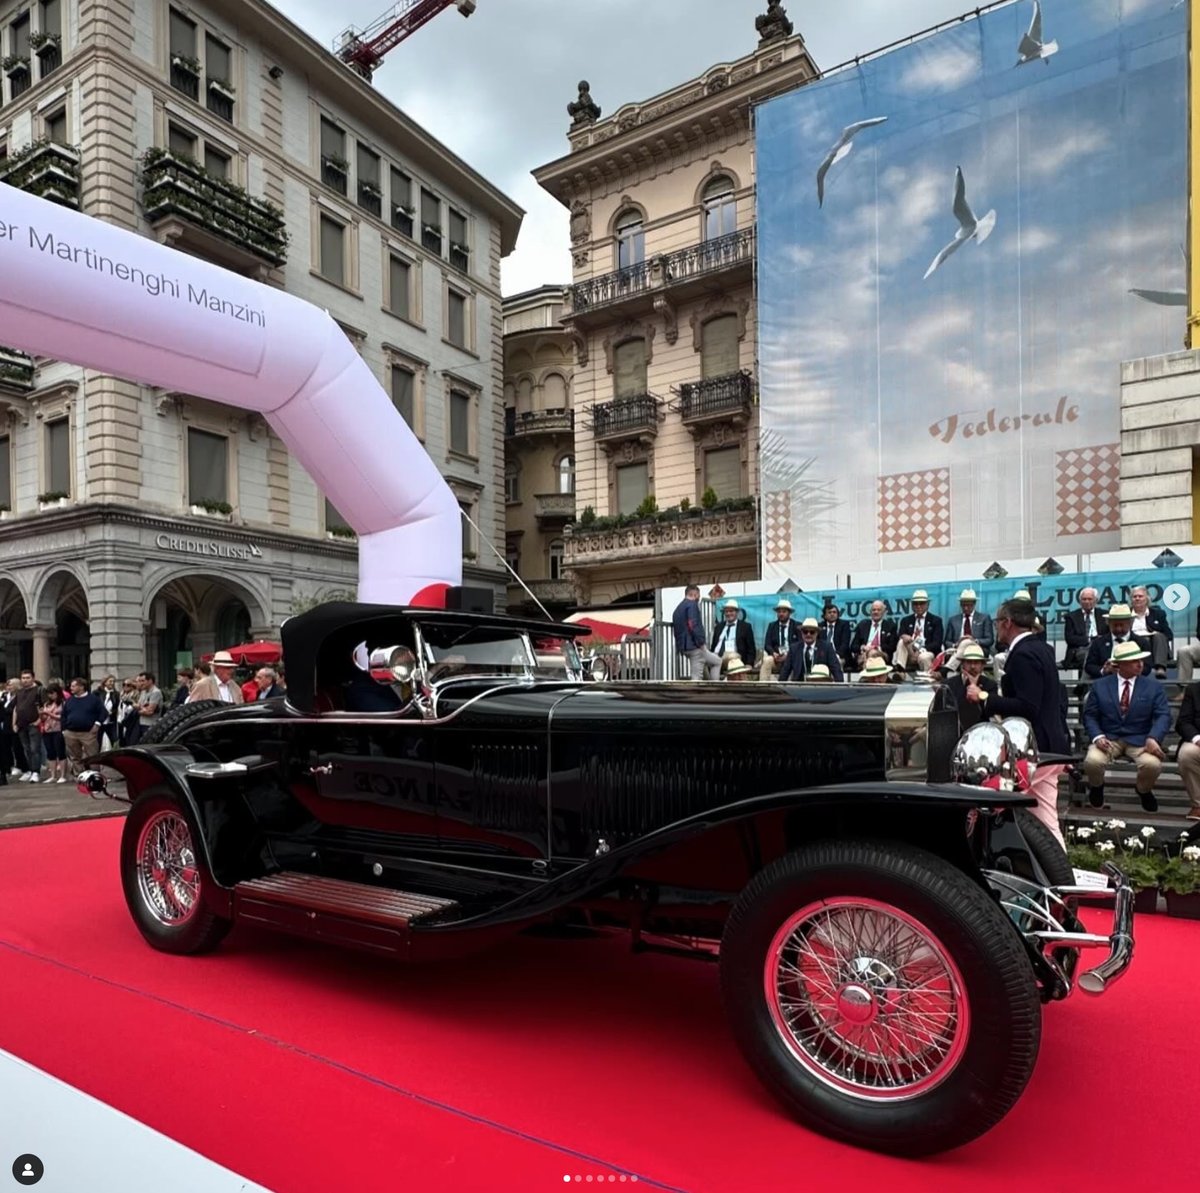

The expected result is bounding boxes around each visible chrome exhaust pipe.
[1076,865,1134,996]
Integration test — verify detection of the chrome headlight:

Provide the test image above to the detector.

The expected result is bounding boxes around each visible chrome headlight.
[950,722,1016,788]
[999,717,1039,769]
[369,645,416,686]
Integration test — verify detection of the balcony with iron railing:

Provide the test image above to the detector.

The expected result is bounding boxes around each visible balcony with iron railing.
[206,79,235,123]
[321,155,348,195]
[141,148,289,268]
[678,370,755,429]
[169,55,201,101]
[0,346,36,394]
[0,140,80,208]
[534,493,576,527]
[590,394,661,445]
[34,37,61,77]
[505,407,575,439]
[566,227,755,325]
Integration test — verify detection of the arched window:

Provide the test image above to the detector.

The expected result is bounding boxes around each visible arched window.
[558,455,575,495]
[548,539,565,581]
[615,208,644,270]
[702,176,736,241]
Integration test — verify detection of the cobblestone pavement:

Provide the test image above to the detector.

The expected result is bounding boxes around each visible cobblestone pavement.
[0,772,128,829]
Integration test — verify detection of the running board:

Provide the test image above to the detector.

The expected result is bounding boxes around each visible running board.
[233,873,458,957]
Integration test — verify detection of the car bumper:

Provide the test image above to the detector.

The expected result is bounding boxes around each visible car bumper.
[984,862,1134,998]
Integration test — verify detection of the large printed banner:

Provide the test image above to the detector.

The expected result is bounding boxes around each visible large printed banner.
[726,568,1200,652]
[756,0,1188,578]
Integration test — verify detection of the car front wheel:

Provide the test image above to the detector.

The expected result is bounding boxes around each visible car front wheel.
[120,790,231,954]
[720,839,1040,1157]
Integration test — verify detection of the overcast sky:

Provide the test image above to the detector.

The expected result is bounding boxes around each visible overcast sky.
[276,0,983,294]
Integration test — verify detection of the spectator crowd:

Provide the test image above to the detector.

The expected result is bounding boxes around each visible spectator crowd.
[0,658,285,787]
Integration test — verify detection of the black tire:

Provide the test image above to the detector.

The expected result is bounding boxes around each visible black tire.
[720,839,1040,1157]
[1014,809,1074,888]
[120,789,231,954]
[140,699,223,745]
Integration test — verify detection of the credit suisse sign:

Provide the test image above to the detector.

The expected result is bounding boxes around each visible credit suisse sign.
[154,532,263,561]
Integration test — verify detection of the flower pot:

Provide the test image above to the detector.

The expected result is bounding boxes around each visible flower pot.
[190,504,231,520]
[1133,887,1160,915]
[38,497,68,510]
[1165,891,1200,920]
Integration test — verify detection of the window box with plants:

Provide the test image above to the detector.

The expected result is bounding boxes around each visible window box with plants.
[207,77,236,101]
[327,525,357,541]
[37,491,70,509]
[0,138,82,208]
[393,203,415,222]
[0,504,12,520]
[141,148,290,266]
[30,32,61,55]
[2,54,30,78]
[190,499,233,519]
[171,54,201,76]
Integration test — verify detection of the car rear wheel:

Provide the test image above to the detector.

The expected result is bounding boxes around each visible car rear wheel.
[120,790,231,954]
[720,839,1040,1157]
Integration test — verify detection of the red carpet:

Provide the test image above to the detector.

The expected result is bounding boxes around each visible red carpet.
[0,818,1196,1193]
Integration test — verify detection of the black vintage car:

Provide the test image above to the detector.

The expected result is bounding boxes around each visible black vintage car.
[82,602,1132,1157]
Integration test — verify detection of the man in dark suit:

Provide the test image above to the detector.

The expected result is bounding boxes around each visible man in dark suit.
[850,600,897,670]
[1083,604,1151,680]
[1129,586,1172,678]
[1063,587,1105,671]
[1082,640,1170,813]
[820,603,854,671]
[1174,681,1200,821]
[944,643,997,729]
[780,618,845,681]
[709,600,755,676]
[945,588,995,656]
[760,598,802,681]
[964,599,1070,846]
[253,667,285,700]
[896,589,944,673]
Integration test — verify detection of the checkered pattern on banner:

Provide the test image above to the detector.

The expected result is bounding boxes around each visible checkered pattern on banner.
[877,468,952,553]
[764,491,792,562]
[1056,444,1120,536]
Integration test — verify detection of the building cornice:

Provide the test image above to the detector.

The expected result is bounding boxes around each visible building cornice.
[535,39,817,205]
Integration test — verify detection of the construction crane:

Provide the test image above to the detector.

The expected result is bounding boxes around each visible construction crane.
[334,0,476,81]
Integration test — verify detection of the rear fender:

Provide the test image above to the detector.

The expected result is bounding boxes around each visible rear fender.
[94,747,241,904]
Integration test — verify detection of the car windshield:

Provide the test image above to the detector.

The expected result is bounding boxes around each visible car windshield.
[417,622,535,681]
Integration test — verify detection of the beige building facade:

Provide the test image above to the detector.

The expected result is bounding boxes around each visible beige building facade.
[532,3,815,608]
[502,285,577,617]
[0,0,520,681]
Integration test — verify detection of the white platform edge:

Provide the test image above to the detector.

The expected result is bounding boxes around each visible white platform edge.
[0,1048,272,1191]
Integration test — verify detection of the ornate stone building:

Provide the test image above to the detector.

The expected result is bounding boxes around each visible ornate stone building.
[532,4,815,607]
[502,286,577,617]
[0,0,520,681]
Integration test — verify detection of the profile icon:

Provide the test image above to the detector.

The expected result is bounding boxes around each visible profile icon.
[12,1154,44,1184]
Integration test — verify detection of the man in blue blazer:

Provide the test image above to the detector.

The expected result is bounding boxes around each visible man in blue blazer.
[946,588,995,656]
[1082,640,1170,813]
[780,618,845,681]
[964,599,1069,846]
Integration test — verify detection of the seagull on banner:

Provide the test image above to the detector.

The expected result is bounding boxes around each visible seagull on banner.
[923,166,997,280]
[1130,245,1188,307]
[815,116,888,206]
[1017,0,1058,65]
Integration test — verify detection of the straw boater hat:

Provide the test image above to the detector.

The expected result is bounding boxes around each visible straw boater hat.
[211,651,236,666]
[1012,589,1033,602]
[862,657,891,678]
[912,589,929,601]
[774,598,793,612]
[807,664,832,681]
[723,599,740,611]
[724,652,751,675]
[959,642,986,662]
[800,616,820,630]
[1111,640,1150,663]
[960,588,977,602]
[1106,603,1133,620]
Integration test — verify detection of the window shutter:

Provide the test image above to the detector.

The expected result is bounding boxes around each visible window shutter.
[390,366,414,425]
[187,428,227,505]
[389,256,410,318]
[613,339,647,398]
[704,447,741,498]
[616,462,649,514]
[701,316,739,379]
[319,216,343,282]
[0,436,10,510]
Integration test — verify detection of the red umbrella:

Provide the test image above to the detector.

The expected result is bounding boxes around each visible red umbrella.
[203,640,282,665]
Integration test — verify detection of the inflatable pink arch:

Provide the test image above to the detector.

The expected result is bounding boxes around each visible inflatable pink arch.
[0,183,461,604]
